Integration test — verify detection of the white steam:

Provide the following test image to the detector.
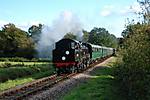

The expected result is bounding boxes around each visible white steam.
[36,11,83,58]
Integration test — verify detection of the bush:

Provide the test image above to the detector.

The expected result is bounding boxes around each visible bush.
[113,24,150,100]
[0,64,53,83]
[0,57,51,62]
[0,57,29,62]
[3,62,12,68]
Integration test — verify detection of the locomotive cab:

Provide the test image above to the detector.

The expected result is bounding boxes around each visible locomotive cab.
[53,39,81,64]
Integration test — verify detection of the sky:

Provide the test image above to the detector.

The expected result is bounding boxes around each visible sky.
[0,0,142,37]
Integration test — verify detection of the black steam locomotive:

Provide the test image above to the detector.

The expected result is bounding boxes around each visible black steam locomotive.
[52,38,114,74]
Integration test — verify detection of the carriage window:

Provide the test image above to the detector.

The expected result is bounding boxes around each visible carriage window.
[71,42,75,49]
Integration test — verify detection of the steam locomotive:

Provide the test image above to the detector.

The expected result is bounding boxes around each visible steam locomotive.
[52,38,115,74]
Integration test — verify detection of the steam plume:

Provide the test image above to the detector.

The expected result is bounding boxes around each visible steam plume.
[37,11,83,58]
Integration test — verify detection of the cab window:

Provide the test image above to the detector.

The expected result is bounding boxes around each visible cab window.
[71,42,75,49]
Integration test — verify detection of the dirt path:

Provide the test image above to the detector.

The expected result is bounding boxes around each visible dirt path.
[95,57,115,67]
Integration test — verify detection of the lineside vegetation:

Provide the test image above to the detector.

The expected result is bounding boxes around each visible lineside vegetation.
[112,1,150,99]
[113,22,150,100]
[0,63,54,91]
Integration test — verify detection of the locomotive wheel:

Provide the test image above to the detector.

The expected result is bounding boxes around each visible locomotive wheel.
[79,64,82,72]
[85,60,88,68]
[56,68,61,75]
[81,63,84,70]
[71,65,75,73]
[78,63,83,72]
[65,67,70,74]
[69,66,73,73]
[83,63,86,69]
[77,64,80,73]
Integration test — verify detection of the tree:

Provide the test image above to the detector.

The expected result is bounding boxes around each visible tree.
[114,23,150,100]
[121,25,133,38]
[82,30,89,42]
[137,0,150,23]
[109,34,118,48]
[0,23,35,58]
[28,24,43,43]
[63,32,77,40]
[117,37,124,48]
[88,27,118,48]
[114,1,150,99]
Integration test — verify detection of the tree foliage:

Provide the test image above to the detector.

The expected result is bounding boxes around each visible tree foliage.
[28,24,43,43]
[88,27,118,48]
[137,0,150,23]
[114,23,150,100]
[63,32,77,40]
[0,23,35,58]
[113,2,150,99]
[82,30,89,42]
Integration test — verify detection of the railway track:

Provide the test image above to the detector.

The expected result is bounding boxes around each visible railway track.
[0,57,109,100]
[0,73,76,100]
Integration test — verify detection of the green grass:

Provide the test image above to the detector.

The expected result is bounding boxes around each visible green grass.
[0,61,50,65]
[63,57,123,100]
[0,63,53,82]
[0,61,51,68]
[0,70,54,91]
[0,78,33,91]
[0,59,54,92]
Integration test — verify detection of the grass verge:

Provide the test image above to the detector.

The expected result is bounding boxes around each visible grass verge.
[0,64,53,82]
[0,62,50,68]
[0,70,54,92]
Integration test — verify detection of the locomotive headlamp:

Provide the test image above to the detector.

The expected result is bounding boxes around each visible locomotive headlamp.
[76,54,79,57]
[62,56,66,60]
[66,51,69,55]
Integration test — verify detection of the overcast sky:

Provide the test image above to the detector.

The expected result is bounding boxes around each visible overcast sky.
[0,0,142,37]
